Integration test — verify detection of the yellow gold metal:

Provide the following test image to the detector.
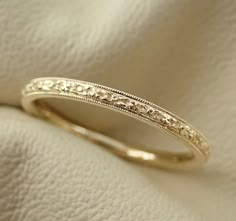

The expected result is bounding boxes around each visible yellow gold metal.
[21,77,210,170]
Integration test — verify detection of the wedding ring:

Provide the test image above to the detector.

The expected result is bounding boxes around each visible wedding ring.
[21,77,210,170]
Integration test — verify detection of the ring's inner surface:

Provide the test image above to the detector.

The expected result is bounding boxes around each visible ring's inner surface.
[35,98,194,164]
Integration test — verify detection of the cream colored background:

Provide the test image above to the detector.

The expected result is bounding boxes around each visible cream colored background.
[0,0,236,220]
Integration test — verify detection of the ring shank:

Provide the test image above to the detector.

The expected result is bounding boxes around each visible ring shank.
[37,101,194,167]
[21,78,210,170]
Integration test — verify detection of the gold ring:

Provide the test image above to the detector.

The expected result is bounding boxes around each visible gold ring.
[21,77,210,170]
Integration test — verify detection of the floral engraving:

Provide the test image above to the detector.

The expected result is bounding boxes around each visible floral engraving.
[24,78,209,156]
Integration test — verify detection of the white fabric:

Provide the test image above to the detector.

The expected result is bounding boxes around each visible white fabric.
[0,0,236,220]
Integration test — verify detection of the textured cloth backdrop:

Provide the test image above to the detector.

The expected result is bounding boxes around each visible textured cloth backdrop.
[0,0,236,221]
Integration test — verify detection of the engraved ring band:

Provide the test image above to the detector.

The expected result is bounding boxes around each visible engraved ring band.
[22,77,210,170]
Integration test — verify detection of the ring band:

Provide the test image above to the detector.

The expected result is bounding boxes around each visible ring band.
[21,77,210,170]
